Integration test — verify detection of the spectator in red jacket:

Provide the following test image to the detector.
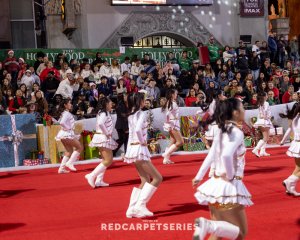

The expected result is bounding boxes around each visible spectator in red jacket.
[126,79,138,94]
[267,81,280,99]
[39,61,60,82]
[8,89,26,114]
[3,50,20,87]
[185,88,197,107]
[282,85,294,104]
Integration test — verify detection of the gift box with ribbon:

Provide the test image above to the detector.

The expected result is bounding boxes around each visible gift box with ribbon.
[0,114,37,167]
[43,114,53,126]
[180,115,201,138]
[23,158,50,166]
[37,123,84,164]
[244,136,255,148]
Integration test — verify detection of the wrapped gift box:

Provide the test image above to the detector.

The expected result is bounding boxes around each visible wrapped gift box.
[0,114,37,167]
[183,137,206,151]
[37,123,84,164]
[244,136,255,148]
[23,158,50,166]
[180,115,201,138]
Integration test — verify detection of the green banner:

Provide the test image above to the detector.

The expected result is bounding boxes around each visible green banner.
[0,48,198,66]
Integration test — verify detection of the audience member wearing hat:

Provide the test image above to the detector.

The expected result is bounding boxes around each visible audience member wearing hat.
[3,49,20,87]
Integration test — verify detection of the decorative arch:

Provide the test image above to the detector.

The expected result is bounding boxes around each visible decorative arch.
[101,12,215,48]
[134,32,196,47]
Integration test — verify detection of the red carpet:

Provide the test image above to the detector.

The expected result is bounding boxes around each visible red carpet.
[0,147,300,240]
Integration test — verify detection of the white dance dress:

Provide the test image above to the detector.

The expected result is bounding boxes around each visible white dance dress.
[253,101,273,128]
[205,99,217,141]
[163,101,180,132]
[194,123,253,208]
[283,114,300,158]
[55,110,80,140]
[124,110,151,163]
[89,112,118,150]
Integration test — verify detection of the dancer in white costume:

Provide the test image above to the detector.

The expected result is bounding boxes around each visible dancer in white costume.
[279,102,299,145]
[85,97,118,188]
[204,91,227,147]
[204,98,217,143]
[192,98,253,240]
[124,92,163,218]
[252,92,273,157]
[280,105,300,196]
[203,92,227,176]
[161,89,184,164]
[55,98,83,174]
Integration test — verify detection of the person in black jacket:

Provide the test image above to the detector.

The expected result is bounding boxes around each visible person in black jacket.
[42,71,60,103]
[160,78,175,98]
[249,51,261,82]
[277,36,287,68]
[72,92,89,119]
[178,70,194,95]
[33,51,45,72]
[114,93,129,156]
[92,52,105,69]
[236,49,249,82]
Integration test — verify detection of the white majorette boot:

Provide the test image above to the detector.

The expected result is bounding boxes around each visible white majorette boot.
[95,171,109,187]
[58,156,70,174]
[85,163,108,188]
[193,217,240,240]
[133,182,157,218]
[283,175,300,196]
[126,187,141,218]
[252,140,264,158]
[260,142,270,157]
[65,151,80,171]
[162,144,177,164]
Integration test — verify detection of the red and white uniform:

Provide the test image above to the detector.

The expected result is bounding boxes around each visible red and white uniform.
[163,101,180,132]
[124,110,151,163]
[89,112,118,150]
[253,101,273,128]
[55,111,80,140]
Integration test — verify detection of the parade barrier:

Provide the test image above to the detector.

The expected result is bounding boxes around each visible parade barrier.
[0,48,198,66]
[78,103,294,132]
[0,103,294,168]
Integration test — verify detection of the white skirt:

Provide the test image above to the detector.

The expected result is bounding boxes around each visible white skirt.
[287,140,300,158]
[89,134,118,150]
[163,120,180,132]
[253,119,273,128]
[205,123,217,141]
[124,145,151,163]
[194,177,253,207]
[55,129,80,141]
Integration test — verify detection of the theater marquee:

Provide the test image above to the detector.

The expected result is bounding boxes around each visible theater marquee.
[240,0,264,17]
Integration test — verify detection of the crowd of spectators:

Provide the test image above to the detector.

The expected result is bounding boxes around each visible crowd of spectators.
[0,31,299,122]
